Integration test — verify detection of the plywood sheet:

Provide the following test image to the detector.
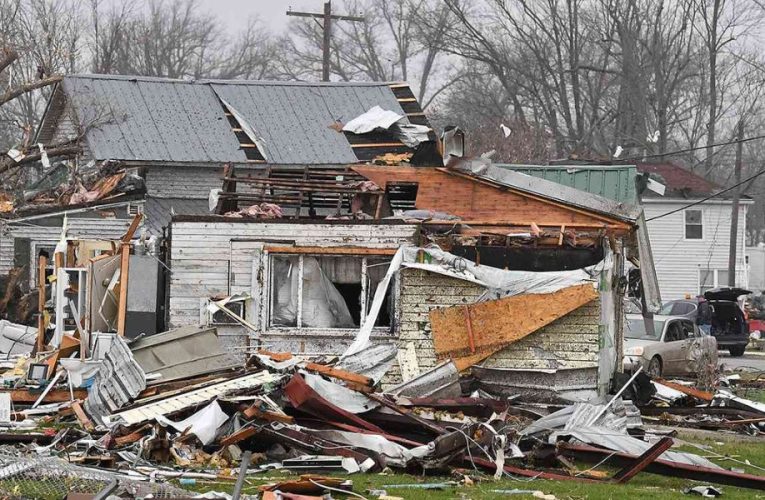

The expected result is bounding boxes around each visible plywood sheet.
[429,284,598,370]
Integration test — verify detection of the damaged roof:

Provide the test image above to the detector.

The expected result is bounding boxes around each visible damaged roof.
[37,74,429,165]
[460,165,641,222]
[498,164,639,205]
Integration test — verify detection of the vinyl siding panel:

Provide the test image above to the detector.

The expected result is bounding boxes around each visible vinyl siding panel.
[643,200,749,300]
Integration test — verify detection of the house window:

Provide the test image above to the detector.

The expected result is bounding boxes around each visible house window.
[700,268,730,294]
[268,254,394,331]
[685,209,703,239]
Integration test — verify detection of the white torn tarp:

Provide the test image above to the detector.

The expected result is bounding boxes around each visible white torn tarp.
[342,247,406,357]
[301,371,379,414]
[155,400,229,445]
[342,106,430,147]
[343,105,404,134]
[400,245,606,300]
[395,123,431,148]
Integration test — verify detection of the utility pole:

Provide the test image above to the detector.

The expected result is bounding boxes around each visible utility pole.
[728,120,744,286]
[287,1,364,81]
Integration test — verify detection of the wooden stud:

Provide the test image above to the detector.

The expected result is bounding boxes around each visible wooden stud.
[242,405,294,424]
[120,213,143,245]
[6,388,87,404]
[220,426,258,447]
[36,255,47,353]
[116,242,130,337]
[304,363,373,387]
[71,401,95,432]
[559,224,566,246]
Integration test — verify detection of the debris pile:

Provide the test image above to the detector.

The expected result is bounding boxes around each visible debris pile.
[1,322,765,499]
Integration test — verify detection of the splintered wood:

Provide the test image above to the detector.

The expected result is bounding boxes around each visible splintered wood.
[429,284,598,370]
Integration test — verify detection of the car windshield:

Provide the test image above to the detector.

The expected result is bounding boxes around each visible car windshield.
[625,318,664,339]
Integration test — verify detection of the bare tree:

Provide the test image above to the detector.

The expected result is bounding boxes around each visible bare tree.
[283,0,458,109]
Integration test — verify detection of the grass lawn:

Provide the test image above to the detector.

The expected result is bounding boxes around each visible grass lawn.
[177,436,765,499]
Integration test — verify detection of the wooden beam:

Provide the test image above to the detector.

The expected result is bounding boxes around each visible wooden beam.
[242,405,294,424]
[120,213,143,245]
[6,388,87,404]
[116,243,130,337]
[304,363,373,387]
[71,401,95,432]
[264,246,397,256]
[220,426,257,447]
[36,255,47,353]
[351,142,406,148]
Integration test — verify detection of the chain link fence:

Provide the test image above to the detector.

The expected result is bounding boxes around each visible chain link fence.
[0,446,192,499]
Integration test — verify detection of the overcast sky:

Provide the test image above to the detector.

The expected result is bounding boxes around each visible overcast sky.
[200,0,343,32]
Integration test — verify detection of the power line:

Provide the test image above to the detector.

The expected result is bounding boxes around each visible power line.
[620,133,765,162]
[645,167,765,221]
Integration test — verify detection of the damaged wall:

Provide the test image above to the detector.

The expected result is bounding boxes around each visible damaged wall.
[144,165,268,200]
[391,268,602,394]
[168,219,419,355]
[0,210,135,277]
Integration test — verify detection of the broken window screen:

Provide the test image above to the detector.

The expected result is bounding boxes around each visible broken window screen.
[685,209,703,239]
[30,243,56,287]
[269,254,394,330]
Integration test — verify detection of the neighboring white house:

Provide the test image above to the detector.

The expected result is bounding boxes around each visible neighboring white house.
[747,245,765,293]
[639,163,753,301]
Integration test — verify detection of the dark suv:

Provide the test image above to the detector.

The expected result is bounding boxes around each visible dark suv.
[659,287,750,357]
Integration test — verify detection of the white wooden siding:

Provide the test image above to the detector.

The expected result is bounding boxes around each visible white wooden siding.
[145,166,266,199]
[643,199,750,300]
[0,217,132,274]
[168,220,419,354]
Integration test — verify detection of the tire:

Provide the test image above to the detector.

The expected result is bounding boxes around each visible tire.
[647,356,662,378]
[729,345,746,357]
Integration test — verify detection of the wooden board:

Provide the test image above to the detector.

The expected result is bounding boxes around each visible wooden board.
[429,284,598,371]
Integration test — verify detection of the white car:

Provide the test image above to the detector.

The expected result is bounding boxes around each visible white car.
[623,314,718,377]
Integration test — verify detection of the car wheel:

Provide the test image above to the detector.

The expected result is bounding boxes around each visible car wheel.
[647,356,662,378]
[729,345,746,357]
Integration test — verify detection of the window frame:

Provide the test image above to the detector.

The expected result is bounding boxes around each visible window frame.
[261,248,397,336]
[684,208,704,240]
[699,268,731,295]
[29,241,58,288]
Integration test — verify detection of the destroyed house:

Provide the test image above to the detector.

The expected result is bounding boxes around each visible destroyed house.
[1,75,436,317]
[32,74,437,234]
[169,163,641,402]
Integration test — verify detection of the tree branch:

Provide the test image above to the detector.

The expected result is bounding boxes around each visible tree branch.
[0,75,62,108]
[0,140,81,176]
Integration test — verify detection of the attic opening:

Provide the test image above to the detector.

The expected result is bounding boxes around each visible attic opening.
[385,182,418,211]
[218,99,266,163]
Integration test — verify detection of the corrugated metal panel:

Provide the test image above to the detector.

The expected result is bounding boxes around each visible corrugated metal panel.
[63,76,247,163]
[496,164,638,205]
[59,75,416,165]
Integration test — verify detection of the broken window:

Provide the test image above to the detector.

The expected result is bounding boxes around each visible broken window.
[685,209,703,239]
[268,254,394,331]
[30,242,56,288]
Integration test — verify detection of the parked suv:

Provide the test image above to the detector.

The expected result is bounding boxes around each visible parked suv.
[659,287,750,357]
